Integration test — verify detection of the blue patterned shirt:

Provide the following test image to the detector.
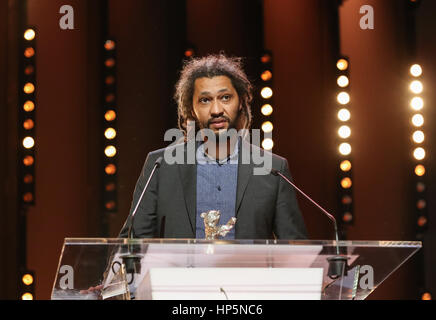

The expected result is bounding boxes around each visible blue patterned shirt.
[195,141,239,239]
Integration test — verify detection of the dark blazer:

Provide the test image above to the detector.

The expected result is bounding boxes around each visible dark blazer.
[119,139,307,239]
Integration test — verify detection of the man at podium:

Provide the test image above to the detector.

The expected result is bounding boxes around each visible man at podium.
[119,54,307,240]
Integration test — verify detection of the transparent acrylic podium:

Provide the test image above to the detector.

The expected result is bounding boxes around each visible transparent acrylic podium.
[51,239,421,300]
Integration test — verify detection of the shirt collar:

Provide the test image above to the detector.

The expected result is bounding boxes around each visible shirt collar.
[196,137,240,165]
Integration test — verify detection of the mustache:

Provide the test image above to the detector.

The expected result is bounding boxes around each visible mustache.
[207,116,231,127]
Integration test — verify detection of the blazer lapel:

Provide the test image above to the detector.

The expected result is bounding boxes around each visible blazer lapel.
[178,144,197,236]
[235,139,254,216]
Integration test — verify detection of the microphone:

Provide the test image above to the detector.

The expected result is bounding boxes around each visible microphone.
[121,156,163,274]
[270,168,348,279]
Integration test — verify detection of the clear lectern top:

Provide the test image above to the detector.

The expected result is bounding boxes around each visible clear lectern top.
[51,238,421,300]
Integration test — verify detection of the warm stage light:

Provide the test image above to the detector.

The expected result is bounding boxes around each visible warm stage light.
[416,182,426,193]
[336,59,348,71]
[104,40,116,51]
[339,143,351,156]
[261,54,271,64]
[23,192,33,202]
[23,174,33,184]
[22,274,34,286]
[410,64,422,77]
[415,165,425,177]
[337,75,349,88]
[105,164,116,175]
[261,87,273,99]
[23,156,34,166]
[261,121,273,133]
[410,97,424,111]
[105,58,115,68]
[104,128,117,140]
[23,119,34,130]
[24,47,35,58]
[337,92,350,105]
[341,177,352,189]
[23,137,35,149]
[412,130,425,143]
[417,199,426,210]
[24,66,34,76]
[105,201,116,210]
[184,49,194,57]
[23,83,35,94]
[341,195,352,205]
[105,76,115,85]
[338,125,351,139]
[23,101,35,112]
[338,108,351,121]
[105,110,116,121]
[262,138,274,150]
[342,212,353,222]
[24,29,35,41]
[421,292,432,300]
[417,216,427,227]
[104,146,117,157]
[411,114,424,127]
[105,183,116,192]
[261,70,272,81]
[261,104,273,116]
[410,80,423,94]
[105,94,115,103]
[340,160,352,172]
[413,147,425,160]
[21,293,33,300]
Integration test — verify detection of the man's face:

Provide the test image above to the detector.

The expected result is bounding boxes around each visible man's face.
[192,75,241,134]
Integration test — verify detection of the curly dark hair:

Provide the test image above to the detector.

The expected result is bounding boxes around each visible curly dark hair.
[174,54,253,136]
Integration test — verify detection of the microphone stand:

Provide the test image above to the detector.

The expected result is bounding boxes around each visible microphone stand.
[119,157,162,276]
[271,169,348,279]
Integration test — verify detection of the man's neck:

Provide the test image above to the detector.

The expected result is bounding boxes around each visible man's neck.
[203,134,238,161]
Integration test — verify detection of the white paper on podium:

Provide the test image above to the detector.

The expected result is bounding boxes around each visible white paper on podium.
[136,267,324,300]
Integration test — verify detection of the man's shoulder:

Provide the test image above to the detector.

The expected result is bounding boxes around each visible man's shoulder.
[147,142,187,157]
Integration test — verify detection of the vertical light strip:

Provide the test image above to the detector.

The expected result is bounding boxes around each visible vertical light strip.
[336,57,354,226]
[19,26,37,300]
[260,51,274,151]
[102,39,118,217]
[409,63,428,238]
[20,27,37,207]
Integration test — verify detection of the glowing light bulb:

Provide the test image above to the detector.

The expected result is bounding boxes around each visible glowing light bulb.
[24,29,35,41]
[338,108,351,122]
[261,121,273,133]
[413,147,425,160]
[339,143,351,156]
[261,87,273,99]
[104,128,117,140]
[410,64,422,77]
[337,92,350,105]
[262,138,274,150]
[412,130,424,143]
[338,125,351,138]
[340,160,352,172]
[410,97,424,111]
[337,75,349,88]
[410,80,423,94]
[261,104,273,116]
[23,137,35,149]
[104,145,117,157]
[411,114,424,127]
[336,59,348,71]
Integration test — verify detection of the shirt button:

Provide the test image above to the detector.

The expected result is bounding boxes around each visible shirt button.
[217,186,221,191]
